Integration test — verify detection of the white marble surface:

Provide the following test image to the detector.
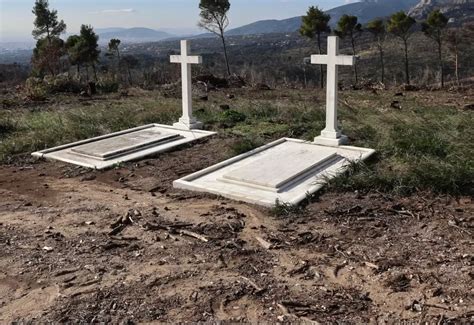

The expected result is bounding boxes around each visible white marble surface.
[312,36,355,146]
[171,40,203,130]
[32,124,215,170]
[174,138,375,207]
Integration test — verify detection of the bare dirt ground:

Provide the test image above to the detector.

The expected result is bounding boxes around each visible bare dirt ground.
[0,137,472,323]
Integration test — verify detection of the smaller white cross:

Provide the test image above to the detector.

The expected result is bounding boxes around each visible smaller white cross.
[171,40,203,130]
[312,36,355,146]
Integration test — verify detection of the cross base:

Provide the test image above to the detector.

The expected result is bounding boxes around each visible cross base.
[173,118,203,130]
[314,135,348,147]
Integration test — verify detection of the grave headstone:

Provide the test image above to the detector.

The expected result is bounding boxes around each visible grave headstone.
[311,36,354,146]
[170,40,203,130]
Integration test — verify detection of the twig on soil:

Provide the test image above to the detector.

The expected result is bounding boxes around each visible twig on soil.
[424,303,452,311]
[143,222,193,232]
[54,267,80,277]
[179,229,209,243]
[240,276,265,294]
[279,301,320,322]
[277,303,320,324]
[255,236,273,250]
[364,261,379,271]
[108,212,134,236]
[389,208,417,219]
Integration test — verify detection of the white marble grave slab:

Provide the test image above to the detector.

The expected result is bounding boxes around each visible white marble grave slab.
[32,124,215,170]
[174,138,375,207]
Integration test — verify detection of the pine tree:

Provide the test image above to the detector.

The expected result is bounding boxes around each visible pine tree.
[31,0,67,76]
[367,19,387,84]
[387,11,416,85]
[300,6,331,88]
[78,25,101,81]
[198,0,231,76]
[107,39,122,82]
[32,0,66,43]
[335,15,362,84]
[66,35,82,79]
[422,10,449,87]
[108,39,121,60]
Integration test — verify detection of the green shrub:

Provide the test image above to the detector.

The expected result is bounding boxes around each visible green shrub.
[219,109,247,127]
[0,119,16,138]
[230,136,264,155]
[44,74,82,93]
[24,77,47,101]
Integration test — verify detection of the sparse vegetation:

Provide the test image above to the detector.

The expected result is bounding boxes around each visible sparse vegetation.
[0,88,472,196]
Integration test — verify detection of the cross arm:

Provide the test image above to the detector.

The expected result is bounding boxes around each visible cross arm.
[170,55,203,64]
[335,55,355,66]
[311,54,355,66]
[311,55,328,65]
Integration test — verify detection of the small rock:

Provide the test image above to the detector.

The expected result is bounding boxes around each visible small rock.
[80,175,96,182]
[254,83,271,91]
[390,101,401,109]
[42,246,54,252]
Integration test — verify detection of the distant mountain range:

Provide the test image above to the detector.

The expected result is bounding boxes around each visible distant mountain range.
[96,27,174,44]
[90,0,421,43]
[409,0,474,23]
[3,0,472,48]
[226,0,419,36]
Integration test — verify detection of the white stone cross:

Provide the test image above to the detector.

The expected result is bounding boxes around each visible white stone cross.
[171,40,203,130]
[311,36,355,146]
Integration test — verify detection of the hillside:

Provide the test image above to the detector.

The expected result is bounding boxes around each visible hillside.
[227,0,419,36]
[409,0,474,23]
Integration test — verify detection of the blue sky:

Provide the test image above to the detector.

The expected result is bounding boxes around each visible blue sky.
[0,0,357,41]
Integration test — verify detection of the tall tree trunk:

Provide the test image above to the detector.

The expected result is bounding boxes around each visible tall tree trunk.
[303,66,307,89]
[404,39,410,85]
[92,64,98,82]
[379,44,385,84]
[438,41,444,88]
[351,37,358,84]
[317,33,324,89]
[220,32,231,77]
[454,47,459,85]
[127,65,133,86]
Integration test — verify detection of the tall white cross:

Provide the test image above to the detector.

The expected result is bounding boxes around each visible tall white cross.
[311,36,355,146]
[171,40,203,130]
